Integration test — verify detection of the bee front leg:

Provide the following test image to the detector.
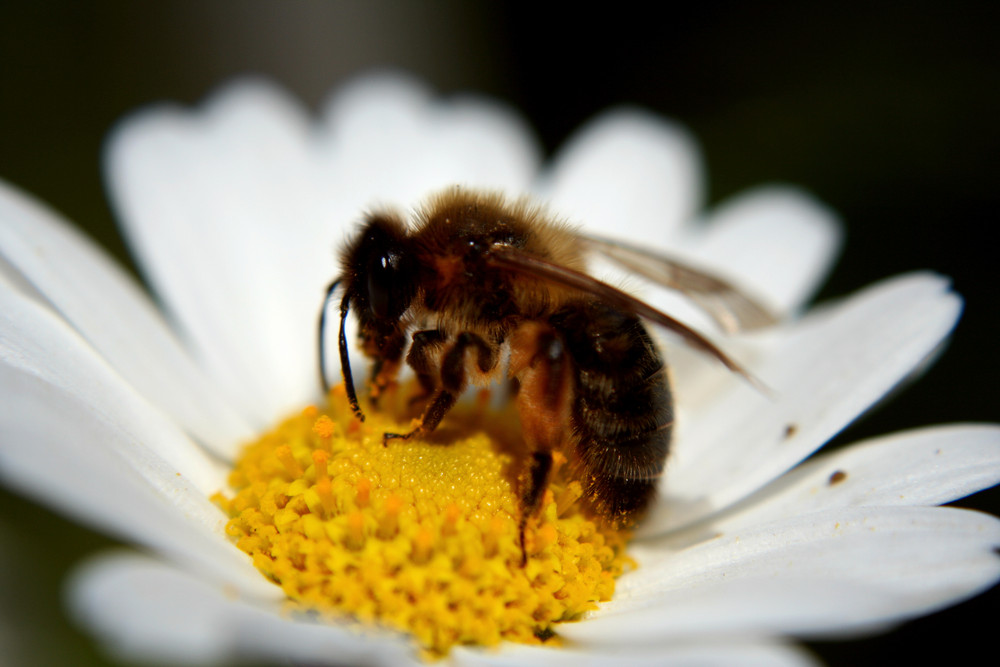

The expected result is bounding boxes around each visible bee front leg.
[369,357,401,406]
[510,324,574,565]
[383,332,495,445]
[364,328,407,408]
[405,330,447,409]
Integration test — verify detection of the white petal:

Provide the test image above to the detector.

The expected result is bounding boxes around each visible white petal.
[0,270,275,595]
[589,506,1000,642]
[318,72,541,207]
[562,578,898,646]
[538,109,703,247]
[0,178,254,457]
[453,640,818,667]
[0,271,223,492]
[106,78,325,426]
[643,272,962,533]
[689,424,1000,533]
[0,365,274,598]
[69,551,422,667]
[71,551,816,667]
[675,186,843,315]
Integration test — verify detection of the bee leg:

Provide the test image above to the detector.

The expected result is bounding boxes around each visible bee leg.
[369,357,401,407]
[384,332,494,445]
[518,451,553,566]
[365,329,407,408]
[511,325,574,565]
[405,330,447,408]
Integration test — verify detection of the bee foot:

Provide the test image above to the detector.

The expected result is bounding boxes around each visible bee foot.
[382,429,419,446]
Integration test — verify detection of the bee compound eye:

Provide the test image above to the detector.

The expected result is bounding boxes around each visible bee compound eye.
[366,252,396,319]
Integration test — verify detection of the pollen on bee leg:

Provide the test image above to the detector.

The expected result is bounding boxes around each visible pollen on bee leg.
[215,385,632,658]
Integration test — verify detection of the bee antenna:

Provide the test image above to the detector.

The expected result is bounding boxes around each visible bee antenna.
[318,279,341,395]
[338,293,365,422]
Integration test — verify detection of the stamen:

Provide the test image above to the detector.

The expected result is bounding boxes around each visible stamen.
[314,478,336,516]
[313,414,336,440]
[214,386,632,658]
[312,450,329,482]
[275,445,303,478]
[346,511,366,550]
[378,493,401,539]
[442,503,461,536]
[355,476,371,507]
[556,481,584,517]
[412,525,435,564]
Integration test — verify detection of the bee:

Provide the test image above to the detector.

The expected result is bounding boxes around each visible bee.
[318,188,772,561]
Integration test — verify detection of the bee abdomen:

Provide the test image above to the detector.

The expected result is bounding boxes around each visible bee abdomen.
[549,300,673,524]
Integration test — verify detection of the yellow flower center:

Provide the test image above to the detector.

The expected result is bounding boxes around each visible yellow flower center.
[213,384,632,658]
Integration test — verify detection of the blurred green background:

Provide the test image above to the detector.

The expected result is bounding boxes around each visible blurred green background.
[1,1,996,665]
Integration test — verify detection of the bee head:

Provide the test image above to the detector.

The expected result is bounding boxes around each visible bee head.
[342,213,418,325]
[324,213,419,420]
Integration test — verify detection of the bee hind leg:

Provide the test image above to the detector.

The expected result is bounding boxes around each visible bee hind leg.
[518,450,553,566]
[510,324,574,565]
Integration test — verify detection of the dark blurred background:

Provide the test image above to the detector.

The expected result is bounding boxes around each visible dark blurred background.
[1,2,996,665]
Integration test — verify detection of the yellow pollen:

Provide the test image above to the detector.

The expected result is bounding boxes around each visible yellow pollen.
[214,385,633,658]
[312,414,336,439]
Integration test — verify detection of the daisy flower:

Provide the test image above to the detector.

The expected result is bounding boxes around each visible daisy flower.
[1,73,998,666]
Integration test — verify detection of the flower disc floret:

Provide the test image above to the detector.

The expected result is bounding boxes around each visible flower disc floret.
[214,385,632,657]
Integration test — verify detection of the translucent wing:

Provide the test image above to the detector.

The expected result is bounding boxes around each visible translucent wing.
[485,246,767,392]
[579,234,777,333]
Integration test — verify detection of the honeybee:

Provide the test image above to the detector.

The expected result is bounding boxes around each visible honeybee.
[319,188,772,560]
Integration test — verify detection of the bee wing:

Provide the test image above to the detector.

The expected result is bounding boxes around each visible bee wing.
[579,234,777,333]
[486,247,766,391]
